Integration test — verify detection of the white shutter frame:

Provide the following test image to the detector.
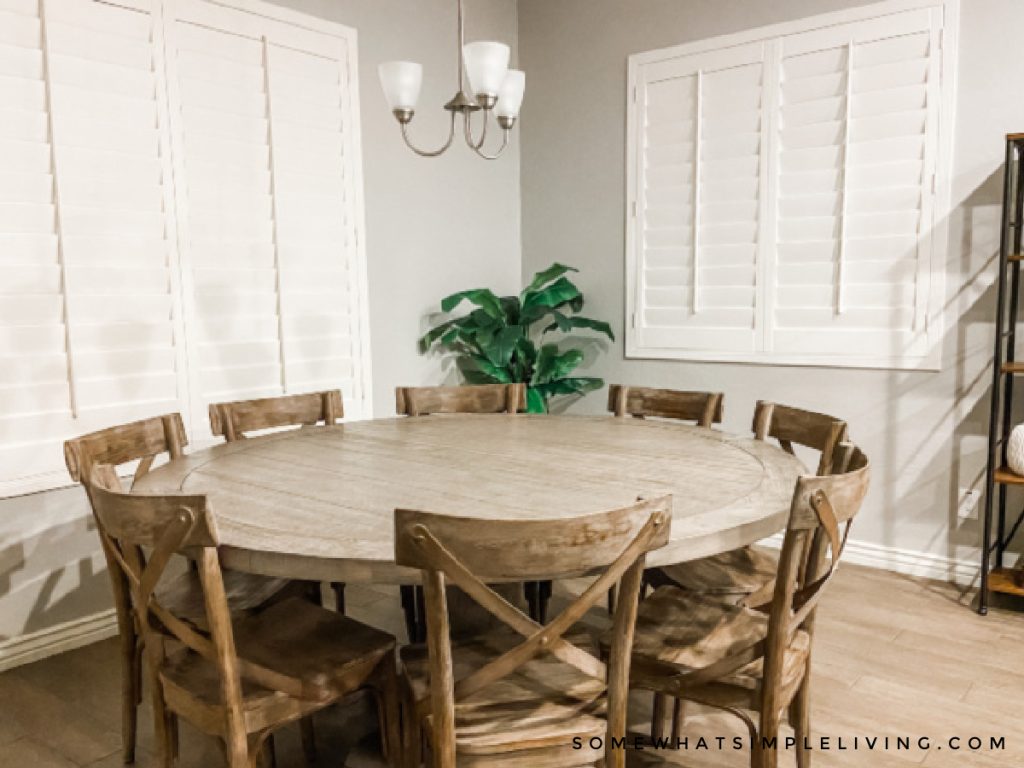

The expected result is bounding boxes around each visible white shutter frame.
[625,0,957,370]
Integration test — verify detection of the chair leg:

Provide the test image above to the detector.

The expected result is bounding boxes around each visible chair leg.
[265,733,277,768]
[671,698,686,739]
[300,717,317,763]
[650,692,668,741]
[401,678,423,768]
[754,712,781,768]
[607,584,618,615]
[524,582,539,621]
[331,582,346,614]
[121,630,139,764]
[537,580,552,624]
[792,676,811,768]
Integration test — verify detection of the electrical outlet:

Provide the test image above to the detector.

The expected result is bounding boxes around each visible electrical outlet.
[958,488,981,521]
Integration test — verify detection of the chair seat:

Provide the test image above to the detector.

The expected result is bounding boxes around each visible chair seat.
[401,631,608,760]
[604,587,809,703]
[161,598,394,732]
[656,545,777,596]
[157,565,295,621]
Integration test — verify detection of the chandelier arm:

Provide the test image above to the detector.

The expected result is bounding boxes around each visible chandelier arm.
[471,128,511,160]
[401,111,457,157]
[462,108,490,150]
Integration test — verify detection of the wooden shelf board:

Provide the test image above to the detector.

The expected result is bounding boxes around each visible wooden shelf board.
[989,567,1024,597]
[994,466,1024,485]
[1000,362,1024,374]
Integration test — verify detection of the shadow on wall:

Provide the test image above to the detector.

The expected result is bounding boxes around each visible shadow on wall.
[0,513,113,642]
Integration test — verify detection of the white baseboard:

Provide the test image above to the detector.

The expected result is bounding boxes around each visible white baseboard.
[0,608,119,673]
[762,534,979,585]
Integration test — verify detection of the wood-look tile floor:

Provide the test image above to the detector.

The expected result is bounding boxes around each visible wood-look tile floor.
[1,564,1022,768]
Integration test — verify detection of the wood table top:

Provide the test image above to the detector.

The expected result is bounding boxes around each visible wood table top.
[134,414,805,584]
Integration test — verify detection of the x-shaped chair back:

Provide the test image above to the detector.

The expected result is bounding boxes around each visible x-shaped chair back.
[394,495,673,768]
[88,470,332,714]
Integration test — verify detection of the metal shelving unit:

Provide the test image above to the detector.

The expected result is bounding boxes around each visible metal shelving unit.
[980,133,1024,614]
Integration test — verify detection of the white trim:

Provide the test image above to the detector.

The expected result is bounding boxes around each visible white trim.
[0,609,118,673]
[760,533,979,585]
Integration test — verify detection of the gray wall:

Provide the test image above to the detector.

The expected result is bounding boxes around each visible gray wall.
[517,0,1022,566]
[0,0,521,642]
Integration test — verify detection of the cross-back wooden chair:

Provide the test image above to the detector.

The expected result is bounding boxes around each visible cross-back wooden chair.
[208,389,344,442]
[613,444,869,768]
[88,472,401,768]
[395,383,525,416]
[608,385,724,428]
[657,401,849,599]
[208,390,347,613]
[394,496,672,768]
[65,414,290,764]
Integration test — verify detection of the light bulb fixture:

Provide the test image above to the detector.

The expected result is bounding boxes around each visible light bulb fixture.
[378,0,523,160]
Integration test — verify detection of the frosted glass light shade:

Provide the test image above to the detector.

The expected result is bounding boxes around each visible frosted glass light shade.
[379,61,423,111]
[463,41,510,97]
[495,69,525,118]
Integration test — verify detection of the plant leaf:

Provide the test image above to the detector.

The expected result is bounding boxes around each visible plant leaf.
[533,376,604,397]
[484,326,523,368]
[499,295,522,324]
[532,345,584,384]
[522,263,578,297]
[521,276,582,311]
[525,387,547,413]
[440,288,504,319]
[467,355,512,383]
[543,312,615,341]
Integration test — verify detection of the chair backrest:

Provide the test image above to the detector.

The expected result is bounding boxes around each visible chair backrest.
[87,473,328,719]
[760,443,869,713]
[64,413,188,491]
[208,390,343,441]
[607,385,723,427]
[752,401,847,476]
[395,383,526,416]
[394,496,672,768]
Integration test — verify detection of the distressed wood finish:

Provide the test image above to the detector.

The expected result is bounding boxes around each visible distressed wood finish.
[207,390,347,612]
[208,390,344,441]
[608,385,724,427]
[395,498,671,768]
[659,401,849,597]
[617,445,870,768]
[395,384,526,416]
[87,478,401,768]
[134,415,803,584]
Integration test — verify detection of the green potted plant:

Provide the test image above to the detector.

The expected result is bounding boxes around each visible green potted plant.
[420,263,614,413]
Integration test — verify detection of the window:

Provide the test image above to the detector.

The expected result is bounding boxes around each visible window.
[625,0,957,369]
[0,0,371,494]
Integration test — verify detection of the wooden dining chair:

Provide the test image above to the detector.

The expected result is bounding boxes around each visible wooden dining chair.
[64,414,293,764]
[394,382,527,641]
[208,390,346,612]
[656,401,849,599]
[87,473,401,768]
[608,385,724,428]
[208,389,344,441]
[394,496,672,768]
[611,444,869,768]
[395,383,525,416]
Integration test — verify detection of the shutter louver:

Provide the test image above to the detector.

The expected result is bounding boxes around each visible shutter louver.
[772,8,940,359]
[634,43,765,354]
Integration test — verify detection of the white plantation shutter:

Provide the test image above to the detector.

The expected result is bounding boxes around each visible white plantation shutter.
[634,42,766,354]
[0,0,369,493]
[627,0,954,369]
[167,0,370,437]
[773,7,941,359]
[0,0,186,489]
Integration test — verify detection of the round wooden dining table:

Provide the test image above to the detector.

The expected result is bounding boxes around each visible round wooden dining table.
[134,414,804,584]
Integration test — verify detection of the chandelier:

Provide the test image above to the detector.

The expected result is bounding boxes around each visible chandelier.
[378,0,525,160]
